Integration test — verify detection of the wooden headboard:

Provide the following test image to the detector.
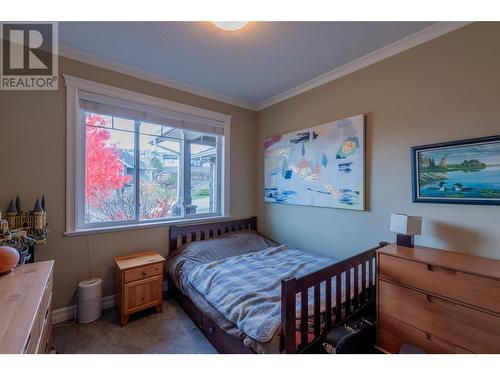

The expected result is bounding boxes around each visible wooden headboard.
[169,217,257,251]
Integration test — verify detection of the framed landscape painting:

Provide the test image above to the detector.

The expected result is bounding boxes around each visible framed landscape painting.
[412,135,500,205]
[264,114,365,211]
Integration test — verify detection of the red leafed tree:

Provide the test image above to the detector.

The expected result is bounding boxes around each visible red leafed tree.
[85,114,132,206]
[85,113,174,222]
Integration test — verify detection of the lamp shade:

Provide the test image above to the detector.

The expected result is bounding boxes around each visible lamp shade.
[390,213,422,235]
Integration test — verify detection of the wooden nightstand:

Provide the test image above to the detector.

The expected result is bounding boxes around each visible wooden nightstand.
[115,251,166,326]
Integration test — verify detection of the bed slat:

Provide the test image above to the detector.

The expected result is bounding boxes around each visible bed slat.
[345,269,351,319]
[361,260,368,305]
[353,263,359,311]
[325,277,332,330]
[335,274,342,324]
[281,277,296,353]
[368,259,374,299]
[300,290,308,348]
[313,283,321,338]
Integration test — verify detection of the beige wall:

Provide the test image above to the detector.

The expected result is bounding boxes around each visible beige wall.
[0,57,257,309]
[1,22,499,310]
[256,22,500,262]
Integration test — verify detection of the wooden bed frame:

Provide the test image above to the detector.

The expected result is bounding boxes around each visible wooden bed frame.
[168,217,387,354]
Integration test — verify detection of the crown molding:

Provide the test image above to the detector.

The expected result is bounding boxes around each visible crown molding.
[56,22,471,113]
[58,44,258,111]
[256,22,471,110]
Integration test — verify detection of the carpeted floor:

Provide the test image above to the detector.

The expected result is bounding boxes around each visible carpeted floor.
[53,299,218,354]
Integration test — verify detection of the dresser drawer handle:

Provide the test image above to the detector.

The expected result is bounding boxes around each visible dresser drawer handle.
[426,294,459,308]
[142,271,147,276]
[426,333,470,353]
[426,264,456,275]
[208,326,215,334]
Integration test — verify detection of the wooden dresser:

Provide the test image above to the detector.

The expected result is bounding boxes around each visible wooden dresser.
[0,261,54,354]
[115,251,165,326]
[376,244,500,354]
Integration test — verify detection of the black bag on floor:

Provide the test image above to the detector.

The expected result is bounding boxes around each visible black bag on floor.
[322,316,376,354]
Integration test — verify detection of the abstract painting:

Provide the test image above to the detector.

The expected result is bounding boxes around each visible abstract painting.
[264,114,365,210]
[412,135,500,205]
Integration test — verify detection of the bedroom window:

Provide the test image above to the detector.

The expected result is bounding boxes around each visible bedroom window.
[64,75,230,234]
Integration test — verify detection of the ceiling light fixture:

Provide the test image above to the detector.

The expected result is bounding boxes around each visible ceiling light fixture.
[212,22,249,31]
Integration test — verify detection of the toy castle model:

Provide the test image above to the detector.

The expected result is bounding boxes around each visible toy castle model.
[0,195,48,243]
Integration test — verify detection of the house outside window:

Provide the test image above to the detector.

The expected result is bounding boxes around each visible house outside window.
[64,75,230,234]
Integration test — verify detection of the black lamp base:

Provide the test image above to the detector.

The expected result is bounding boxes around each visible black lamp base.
[397,234,414,248]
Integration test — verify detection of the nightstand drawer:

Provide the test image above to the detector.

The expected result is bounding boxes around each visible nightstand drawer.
[379,253,500,314]
[379,280,500,353]
[124,275,163,314]
[379,313,471,354]
[124,263,162,283]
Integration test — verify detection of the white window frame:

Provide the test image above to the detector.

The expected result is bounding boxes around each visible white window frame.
[64,74,231,235]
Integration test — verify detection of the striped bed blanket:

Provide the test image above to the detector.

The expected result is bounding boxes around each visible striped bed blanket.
[187,245,337,343]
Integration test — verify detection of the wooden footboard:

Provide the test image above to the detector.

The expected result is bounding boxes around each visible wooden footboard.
[281,242,389,353]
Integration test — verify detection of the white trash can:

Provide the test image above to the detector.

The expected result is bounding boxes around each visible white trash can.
[77,277,102,323]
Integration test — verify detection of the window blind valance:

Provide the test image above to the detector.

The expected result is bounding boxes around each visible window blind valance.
[79,91,225,136]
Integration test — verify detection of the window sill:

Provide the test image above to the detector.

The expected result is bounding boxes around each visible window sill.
[64,215,231,237]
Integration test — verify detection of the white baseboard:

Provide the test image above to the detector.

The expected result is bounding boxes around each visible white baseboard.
[52,294,116,325]
[52,281,168,325]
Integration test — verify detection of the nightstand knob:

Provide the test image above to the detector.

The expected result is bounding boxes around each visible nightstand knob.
[208,326,215,334]
[142,271,146,276]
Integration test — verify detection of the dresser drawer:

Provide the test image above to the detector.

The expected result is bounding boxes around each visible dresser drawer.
[379,254,500,314]
[37,293,52,354]
[124,263,162,283]
[378,313,471,354]
[24,319,41,353]
[25,276,53,354]
[40,275,52,319]
[379,280,500,353]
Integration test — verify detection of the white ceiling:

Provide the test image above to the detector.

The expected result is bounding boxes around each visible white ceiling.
[58,22,464,109]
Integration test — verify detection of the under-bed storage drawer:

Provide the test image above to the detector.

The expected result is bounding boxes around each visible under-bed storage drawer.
[379,280,500,353]
[379,254,500,315]
[378,313,471,354]
[200,315,253,354]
